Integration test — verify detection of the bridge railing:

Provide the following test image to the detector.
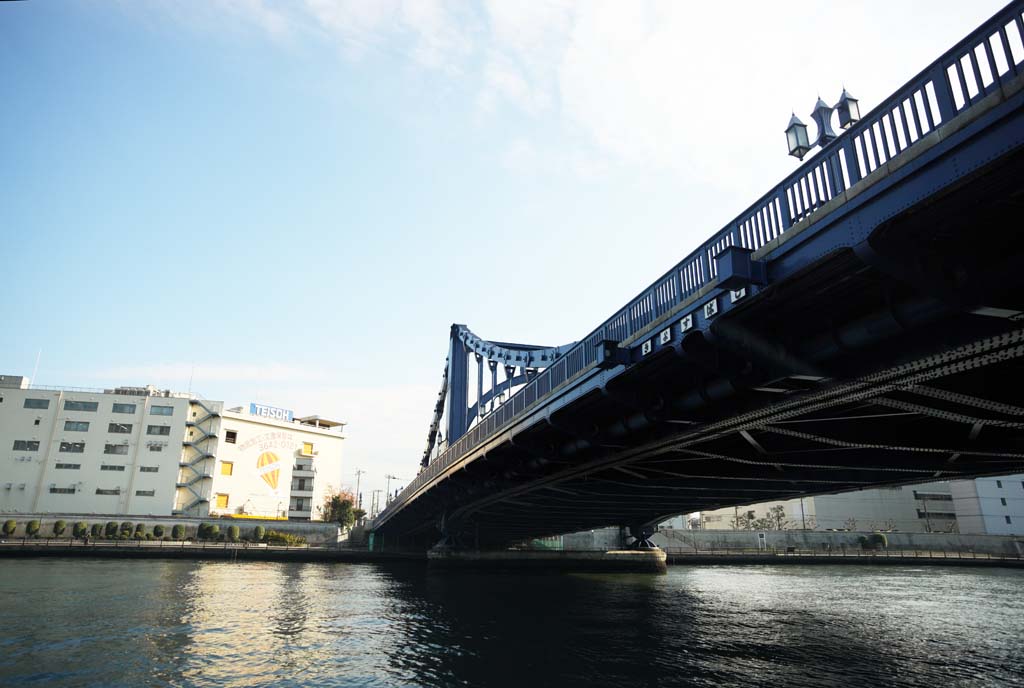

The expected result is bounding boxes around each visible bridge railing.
[376,1,1024,526]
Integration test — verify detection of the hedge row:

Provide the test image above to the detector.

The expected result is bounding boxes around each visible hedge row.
[2,520,298,543]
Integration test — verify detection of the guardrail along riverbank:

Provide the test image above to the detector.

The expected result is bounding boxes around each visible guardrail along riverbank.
[2,539,1022,569]
[663,548,1024,568]
[0,539,422,563]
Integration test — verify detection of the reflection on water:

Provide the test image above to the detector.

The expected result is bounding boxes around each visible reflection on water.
[0,559,1022,686]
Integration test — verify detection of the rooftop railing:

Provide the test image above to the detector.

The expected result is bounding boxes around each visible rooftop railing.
[376,1,1024,526]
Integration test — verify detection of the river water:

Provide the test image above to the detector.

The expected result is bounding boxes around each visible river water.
[0,559,1021,687]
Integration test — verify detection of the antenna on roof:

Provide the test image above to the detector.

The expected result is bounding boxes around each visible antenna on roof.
[30,349,41,387]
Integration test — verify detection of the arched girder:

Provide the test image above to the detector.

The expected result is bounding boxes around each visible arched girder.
[454,324,576,368]
[444,324,576,451]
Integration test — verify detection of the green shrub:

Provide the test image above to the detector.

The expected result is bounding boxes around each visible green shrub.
[120,521,133,536]
[227,525,240,542]
[868,532,888,549]
[72,522,88,538]
[26,520,40,537]
[105,522,119,538]
[134,523,146,537]
[153,525,165,538]
[206,524,220,540]
[253,525,266,541]
[145,533,154,541]
[266,530,306,546]
[91,523,103,537]
[2,520,16,536]
[171,524,185,540]
[52,520,67,537]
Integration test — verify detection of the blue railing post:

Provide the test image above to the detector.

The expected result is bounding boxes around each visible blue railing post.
[929,63,958,123]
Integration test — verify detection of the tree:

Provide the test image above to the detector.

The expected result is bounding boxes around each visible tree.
[26,520,40,537]
[171,524,185,540]
[53,520,67,537]
[252,525,266,541]
[227,525,240,542]
[105,522,119,538]
[72,522,88,538]
[320,489,358,529]
[91,523,103,538]
[2,520,16,536]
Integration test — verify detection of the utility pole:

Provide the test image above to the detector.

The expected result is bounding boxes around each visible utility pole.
[354,469,365,509]
[371,489,383,517]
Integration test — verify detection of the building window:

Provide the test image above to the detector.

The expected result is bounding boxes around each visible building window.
[151,405,174,416]
[95,488,120,496]
[1006,516,1013,524]
[55,463,80,470]
[302,442,314,456]
[225,430,238,444]
[112,403,137,414]
[64,421,90,432]
[140,466,159,473]
[100,464,126,471]
[147,425,171,436]
[215,494,229,509]
[33,419,40,426]
[135,490,156,497]
[917,510,957,520]
[1001,497,1008,506]
[108,423,132,434]
[293,498,306,511]
[50,487,76,494]
[103,444,129,455]
[23,398,49,409]
[221,462,234,476]
[12,440,40,451]
[64,400,98,412]
[149,444,163,452]
[59,441,85,453]
[996,480,1003,488]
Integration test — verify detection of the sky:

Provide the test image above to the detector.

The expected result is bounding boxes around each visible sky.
[0,0,1008,501]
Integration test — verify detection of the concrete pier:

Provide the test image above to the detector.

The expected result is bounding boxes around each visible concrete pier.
[427,547,668,573]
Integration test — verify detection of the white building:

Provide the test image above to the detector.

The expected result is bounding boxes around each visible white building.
[950,475,1024,535]
[695,475,1024,535]
[0,375,344,521]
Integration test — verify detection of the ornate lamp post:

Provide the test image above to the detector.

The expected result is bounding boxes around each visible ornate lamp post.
[785,113,811,160]
[785,89,859,159]
[835,88,860,129]
[810,97,837,147]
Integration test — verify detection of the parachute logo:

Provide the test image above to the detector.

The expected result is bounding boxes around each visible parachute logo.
[257,451,281,491]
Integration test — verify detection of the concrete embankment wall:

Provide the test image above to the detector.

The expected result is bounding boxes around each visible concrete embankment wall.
[557,526,1024,557]
[653,528,1024,557]
[0,513,340,545]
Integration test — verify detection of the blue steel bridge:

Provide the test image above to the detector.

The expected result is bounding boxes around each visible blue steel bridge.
[371,2,1024,550]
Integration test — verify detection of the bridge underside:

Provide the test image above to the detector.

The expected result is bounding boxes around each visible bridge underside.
[373,143,1024,551]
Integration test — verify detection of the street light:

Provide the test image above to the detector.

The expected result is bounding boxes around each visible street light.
[785,113,811,160]
[835,88,860,129]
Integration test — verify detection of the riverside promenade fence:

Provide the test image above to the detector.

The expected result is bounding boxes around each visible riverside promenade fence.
[662,547,1024,568]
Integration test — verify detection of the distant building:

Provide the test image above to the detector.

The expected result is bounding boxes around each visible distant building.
[0,375,344,520]
[695,475,1024,535]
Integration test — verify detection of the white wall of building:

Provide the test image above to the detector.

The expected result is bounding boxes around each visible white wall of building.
[0,386,191,515]
[1,380,344,522]
[209,409,343,521]
[951,474,1024,535]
